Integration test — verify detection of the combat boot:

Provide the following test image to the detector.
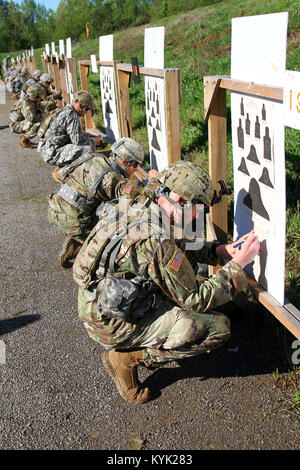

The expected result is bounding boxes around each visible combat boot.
[18,134,34,149]
[101,349,152,404]
[58,237,82,269]
[52,166,63,183]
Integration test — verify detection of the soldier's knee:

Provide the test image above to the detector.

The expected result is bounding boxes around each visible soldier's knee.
[205,312,231,350]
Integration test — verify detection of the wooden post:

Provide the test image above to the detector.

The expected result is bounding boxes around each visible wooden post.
[164,68,181,165]
[204,76,228,248]
[58,58,69,104]
[50,55,62,99]
[66,57,78,95]
[41,56,47,73]
[29,56,36,74]
[115,64,132,137]
[79,61,94,130]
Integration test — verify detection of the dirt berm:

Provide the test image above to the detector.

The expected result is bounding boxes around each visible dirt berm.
[0,89,299,454]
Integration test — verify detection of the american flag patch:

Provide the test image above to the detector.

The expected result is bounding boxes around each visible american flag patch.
[123,183,133,194]
[169,249,184,272]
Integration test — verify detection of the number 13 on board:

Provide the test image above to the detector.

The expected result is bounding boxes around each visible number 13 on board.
[284,70,300,130]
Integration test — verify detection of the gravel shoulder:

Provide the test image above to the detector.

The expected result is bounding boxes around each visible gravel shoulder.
[0,89,299,452]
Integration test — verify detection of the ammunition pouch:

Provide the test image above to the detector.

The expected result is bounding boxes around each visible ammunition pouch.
[55,183,96,214]
[97,274,158,322]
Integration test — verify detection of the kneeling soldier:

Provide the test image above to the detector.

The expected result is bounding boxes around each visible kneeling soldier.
[9,84,43,148]
[48,137,145,268]
[73,161,260,404]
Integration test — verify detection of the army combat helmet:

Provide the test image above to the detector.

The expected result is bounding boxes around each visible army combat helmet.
[40,73,54,84]
[32,69,43,79]
[73,90,95,112]
[21,66,30,76]
[111,137,145,165]
[158,161,214,207]
[26,84,43,99]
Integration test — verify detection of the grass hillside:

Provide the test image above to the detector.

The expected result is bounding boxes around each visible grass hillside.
[2,0,300,334]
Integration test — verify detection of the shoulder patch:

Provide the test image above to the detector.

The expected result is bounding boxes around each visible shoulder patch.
[169,249,184,272]
[123,183,133,195]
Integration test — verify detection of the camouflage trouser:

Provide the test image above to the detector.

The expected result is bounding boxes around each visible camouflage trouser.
[12,121,40,138]
[78,287,231,367]
[47,193,97,242]
[38,140,93,166]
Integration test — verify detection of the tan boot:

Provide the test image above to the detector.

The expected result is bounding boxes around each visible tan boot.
[58,237,82,269]
[18,135,34,149]
[101,349,152,404]
[52,166,63,183]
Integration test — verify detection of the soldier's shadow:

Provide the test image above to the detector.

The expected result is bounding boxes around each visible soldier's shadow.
[142,302,293,400]
[0,314,40,336]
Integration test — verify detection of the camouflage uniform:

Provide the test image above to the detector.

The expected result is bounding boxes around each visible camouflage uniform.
[38,73,62,112]
[20,71,42,99]
[10,67,30,95]
[48,152,142,243]
[9,95,43,139]
[37,104,96,166]
[75,175,248,368]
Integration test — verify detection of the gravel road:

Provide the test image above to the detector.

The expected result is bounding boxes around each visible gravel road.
[0,89,299,453]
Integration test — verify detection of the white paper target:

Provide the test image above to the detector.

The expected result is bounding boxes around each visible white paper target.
[231,13,288,305]
[90,55,98,73]
[66,37,72,59]
[59,39,65,56]
[99,35,119,142]
[144,27,168,171]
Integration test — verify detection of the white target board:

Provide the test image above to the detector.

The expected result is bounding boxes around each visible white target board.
[64,38,74,102]
[231,12,288,306]
[144,27,168,172]
[99,35,119,143]
[59,39,65,56]
[90,54,98,73]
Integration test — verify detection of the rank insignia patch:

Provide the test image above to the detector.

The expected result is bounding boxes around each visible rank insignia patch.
[169,249,184,272]
[123,183,133,194]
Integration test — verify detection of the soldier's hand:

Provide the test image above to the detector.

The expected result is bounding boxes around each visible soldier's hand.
[232,230,260,269]
[148,169,159,179]
[95,135,102,145]
[220,231,254,259]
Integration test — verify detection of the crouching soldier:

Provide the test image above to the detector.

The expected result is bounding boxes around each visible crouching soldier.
[9,84,43,148]
[38,73,62,112]
[48,137,145,269]
[11,66,30,99]
[37,90,101,166]
[73,161,260,404]
[20,69,43,99]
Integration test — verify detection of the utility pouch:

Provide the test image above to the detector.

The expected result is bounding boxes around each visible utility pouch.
[97,274,158,322]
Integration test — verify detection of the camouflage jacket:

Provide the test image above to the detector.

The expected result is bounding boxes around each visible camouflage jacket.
[9,96,43,129]
[11,74,27,93]
[20,77,36,99]
[48,153,142,241]
[74,189,248,322]
[53,152,141,204]
[39,83,61,101]
[44,104,95,149]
